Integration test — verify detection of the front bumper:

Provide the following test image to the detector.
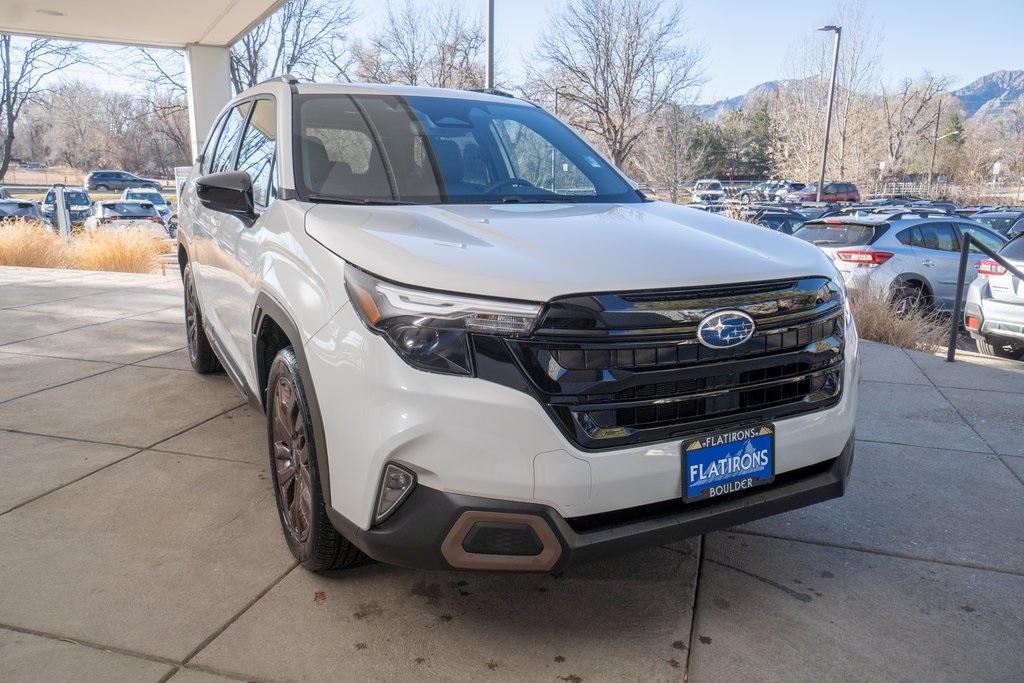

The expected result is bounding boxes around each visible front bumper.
[328,435,854,571]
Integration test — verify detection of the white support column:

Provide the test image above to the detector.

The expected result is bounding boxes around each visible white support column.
[184,44,233,161]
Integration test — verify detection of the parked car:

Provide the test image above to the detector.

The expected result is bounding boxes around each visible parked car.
[793,211,1006,313]
[786,182,860,203]
[84,200,169,237]
[735,181,771,204]
[41,187,93,226]
[121,187,172,226]
[178,81,858,574]
[691,178,725,202]
[970,210,1024,238]
[768,181,805,202]
[965,234,1024,359]
[85,170,162,192]
[741,206,806,235]
[0,199,42,221]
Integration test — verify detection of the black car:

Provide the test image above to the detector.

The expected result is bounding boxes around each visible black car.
[971,211,1024,238]
[41,187,93,226]
[85,170,161,192]
[0,199,42,221]
[741,206,807,235]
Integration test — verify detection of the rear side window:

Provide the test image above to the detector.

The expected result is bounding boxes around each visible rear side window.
[209,103,252,174]
[1001,235,1024,260]
[236,98,277,207]
[915,223,959,252]
[793,222,886,246]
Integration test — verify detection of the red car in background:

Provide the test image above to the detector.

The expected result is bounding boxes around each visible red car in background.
[786,182,860,203]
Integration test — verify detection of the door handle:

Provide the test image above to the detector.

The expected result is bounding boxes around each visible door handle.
[921,259,935,268]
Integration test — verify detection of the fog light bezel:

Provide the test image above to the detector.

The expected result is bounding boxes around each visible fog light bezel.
[373,463,416,525]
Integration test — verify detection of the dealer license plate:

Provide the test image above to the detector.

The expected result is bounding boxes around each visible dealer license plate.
[683,424,775,502]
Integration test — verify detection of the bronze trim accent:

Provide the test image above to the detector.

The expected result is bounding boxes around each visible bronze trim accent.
[441,511,562,571]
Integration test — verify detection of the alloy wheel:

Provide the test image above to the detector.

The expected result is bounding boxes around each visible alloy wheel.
[272,377,313,542]
[184,275,199,362]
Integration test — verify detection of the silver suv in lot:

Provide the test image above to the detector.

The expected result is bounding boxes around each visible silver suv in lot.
[177,79,858,573]
[965,235,1024,358]
[793,210,1007,312]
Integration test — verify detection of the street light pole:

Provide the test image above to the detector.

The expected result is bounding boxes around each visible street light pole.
[485,0,495,89]
[816,25,841,202]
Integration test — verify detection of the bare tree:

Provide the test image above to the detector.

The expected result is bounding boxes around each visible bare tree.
[230,0,357,91]
[535,0,703,169]
[880,74,948,174]
[0,34,82,180]
[126,49,192,162]
[351,0,485,89]
[635,104,714,202]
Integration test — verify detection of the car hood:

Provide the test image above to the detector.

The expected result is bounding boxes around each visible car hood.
[304,201,838,301]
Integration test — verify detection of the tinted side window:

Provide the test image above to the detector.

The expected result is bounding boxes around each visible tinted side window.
[209,103,252,174]
[896,228,914,245]
[1001,235,1024,260]
[916,223,959,252]
[824,183,837,193]
[236,99,277,208]
[959,224,1006,253]
[201,115,229,174]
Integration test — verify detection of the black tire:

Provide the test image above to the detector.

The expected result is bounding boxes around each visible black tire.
[266,347,364,572]
[182,264,222,374]
[740,194,751,205]
[976,337,1024,359]
[94,184,109,192]
[891,284,928,317]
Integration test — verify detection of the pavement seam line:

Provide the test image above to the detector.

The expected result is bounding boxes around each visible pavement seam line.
[729,529,1024,578]
[683,535,705,680]
[854,436,994,456]
[0,447,146,517]
[902,352,997,455]
[0,364,125,407]
[997,456,1024,488]
[148,447,261,466]
[0,622,277,683]
[181,561,300,666]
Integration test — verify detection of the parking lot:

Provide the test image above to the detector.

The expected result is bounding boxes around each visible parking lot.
[0,265,1022,682]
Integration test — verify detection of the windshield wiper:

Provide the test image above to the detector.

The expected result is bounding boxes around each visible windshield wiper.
[306,194,412,206]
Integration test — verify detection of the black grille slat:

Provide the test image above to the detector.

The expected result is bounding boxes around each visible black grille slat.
[475,277,846,450]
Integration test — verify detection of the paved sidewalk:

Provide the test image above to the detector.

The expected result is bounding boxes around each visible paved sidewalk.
[1,266,1022,682]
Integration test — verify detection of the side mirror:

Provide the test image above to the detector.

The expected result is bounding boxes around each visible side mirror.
[196,171,256,224]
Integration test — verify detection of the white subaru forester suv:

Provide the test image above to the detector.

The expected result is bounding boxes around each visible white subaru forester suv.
[178,77,858,572]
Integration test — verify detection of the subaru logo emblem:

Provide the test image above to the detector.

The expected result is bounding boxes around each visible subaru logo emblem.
[697,310,755,349]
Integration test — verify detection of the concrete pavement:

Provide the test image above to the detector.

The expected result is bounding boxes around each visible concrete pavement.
[0,266,1022,682]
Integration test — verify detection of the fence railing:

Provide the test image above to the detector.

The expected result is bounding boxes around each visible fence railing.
[947,234,1024,362]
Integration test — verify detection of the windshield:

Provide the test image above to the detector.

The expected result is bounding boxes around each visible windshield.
[793,222,884,246]
[973,215,1018,235]
[126,191,166,205]
[695,181,722,190]
[294,94,639,205]
[43,190,90,206]
[103,202,156,217]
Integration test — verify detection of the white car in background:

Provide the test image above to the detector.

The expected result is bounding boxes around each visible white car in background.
[84,200,169,237]
[691,179,726,202]
[121,187,173,226]
[965,235,1024,359]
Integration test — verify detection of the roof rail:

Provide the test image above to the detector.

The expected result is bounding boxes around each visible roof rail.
[255,73,300,87]
[467,88,516,98]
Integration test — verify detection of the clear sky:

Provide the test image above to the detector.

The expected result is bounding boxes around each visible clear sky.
[72,0,1024,102]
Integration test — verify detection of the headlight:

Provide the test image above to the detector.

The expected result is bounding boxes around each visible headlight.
[344,265,543,376]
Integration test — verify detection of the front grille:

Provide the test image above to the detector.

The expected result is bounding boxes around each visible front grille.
[475,277,845,450]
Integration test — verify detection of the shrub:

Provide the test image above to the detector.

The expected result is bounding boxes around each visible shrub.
[68,229,166,273]
[848,286,949,352]
[0,219,67,268]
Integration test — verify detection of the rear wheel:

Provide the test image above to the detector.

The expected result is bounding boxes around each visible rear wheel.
[267,347,364,572]
[183,265,221,374]
[740,194,751,205]
[94,184,109,192]
[891,283,928,317]
[976,336,1024,359]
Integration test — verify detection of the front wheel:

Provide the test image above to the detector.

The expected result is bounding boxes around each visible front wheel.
[183,264,222,374]
[266,347,365,572]
[976,336,1024,359]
